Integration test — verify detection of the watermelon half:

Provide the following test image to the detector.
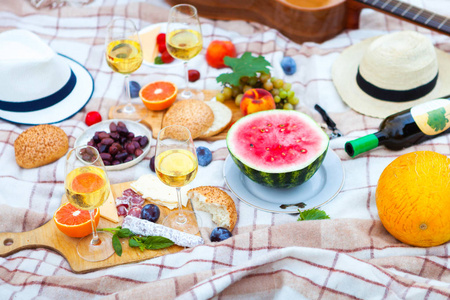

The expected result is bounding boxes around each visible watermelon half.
[226,110,329,188]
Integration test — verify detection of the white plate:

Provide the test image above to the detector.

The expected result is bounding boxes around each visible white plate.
[223,149,345,214]
[139,22,184,68]
[74,119,152,171]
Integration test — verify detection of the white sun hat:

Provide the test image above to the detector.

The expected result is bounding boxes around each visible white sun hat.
[332,31,450,118]
[0,29,94,124]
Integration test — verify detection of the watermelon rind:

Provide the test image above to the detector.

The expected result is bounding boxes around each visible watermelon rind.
[226,110,329,189]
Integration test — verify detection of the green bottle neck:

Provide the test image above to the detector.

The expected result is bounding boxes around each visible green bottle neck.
[345,133,383,157]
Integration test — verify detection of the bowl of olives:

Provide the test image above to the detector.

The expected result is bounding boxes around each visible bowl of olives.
[75,119,152,171]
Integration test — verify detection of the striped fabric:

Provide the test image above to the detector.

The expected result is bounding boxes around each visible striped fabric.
[0,0,449,299]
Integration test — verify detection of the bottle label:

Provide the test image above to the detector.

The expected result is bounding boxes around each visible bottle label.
[411,99,450,135]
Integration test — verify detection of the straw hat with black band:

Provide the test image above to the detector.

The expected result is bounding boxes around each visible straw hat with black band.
[332,31,450,119]
[0,29,94,125]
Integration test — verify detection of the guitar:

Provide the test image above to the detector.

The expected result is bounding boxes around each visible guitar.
[165,0,450,44]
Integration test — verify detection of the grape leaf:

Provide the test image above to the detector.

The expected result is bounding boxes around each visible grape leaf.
[216,52,271,87]
[427,108,449,132]
[297,208,330,221]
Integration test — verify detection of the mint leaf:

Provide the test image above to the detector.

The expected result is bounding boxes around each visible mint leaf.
[98,226,122,234]
[116,228,134,238]
[154,56,164,65]
[427,108,449,132]
[129,237,146,251]
[216,52,271,86]
[144,236,174,250]
[112,234,123,256]
[297,208,330,221]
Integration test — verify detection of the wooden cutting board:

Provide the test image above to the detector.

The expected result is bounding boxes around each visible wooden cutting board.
[0,181,197,273]
[110,90,243,141]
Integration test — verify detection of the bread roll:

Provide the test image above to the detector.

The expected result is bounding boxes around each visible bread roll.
[199,101,232,138]
[188,186,237,231]
[14,124,69,169]
[162,99,214,139]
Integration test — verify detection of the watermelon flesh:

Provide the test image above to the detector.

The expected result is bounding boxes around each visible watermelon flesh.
[227,110,329,188]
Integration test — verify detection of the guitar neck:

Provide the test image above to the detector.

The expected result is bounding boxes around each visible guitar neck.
[354,0,450,35]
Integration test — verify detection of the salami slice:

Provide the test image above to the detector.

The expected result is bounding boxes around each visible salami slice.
[129,194,145,207]
[117,205,128,217]
[127,206,142,218]
[122,216,204,248]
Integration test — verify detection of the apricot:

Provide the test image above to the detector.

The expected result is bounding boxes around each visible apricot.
[240,88,276,116]
[206,40,236,69]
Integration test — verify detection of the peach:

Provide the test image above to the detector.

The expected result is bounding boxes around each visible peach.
[206,40,236,69]
[240,88,276,116]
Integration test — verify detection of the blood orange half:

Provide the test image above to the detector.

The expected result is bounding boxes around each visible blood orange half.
[53,202,100,238]
[140,81,178,111]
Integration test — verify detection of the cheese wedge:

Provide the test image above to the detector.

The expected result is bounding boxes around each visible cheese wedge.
[99,189,119,223]
[139,25,161,63]
[131,174,189,209]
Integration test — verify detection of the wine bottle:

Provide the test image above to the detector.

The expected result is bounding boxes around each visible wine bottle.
[345,98,450,157]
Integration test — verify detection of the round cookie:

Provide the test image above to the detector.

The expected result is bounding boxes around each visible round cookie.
[14,124,69,169]
[162,99,214,139]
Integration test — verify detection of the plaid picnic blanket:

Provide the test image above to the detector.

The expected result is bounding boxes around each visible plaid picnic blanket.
[0,0,449,299]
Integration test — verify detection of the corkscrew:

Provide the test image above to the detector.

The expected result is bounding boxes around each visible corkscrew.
[314,104,343,139]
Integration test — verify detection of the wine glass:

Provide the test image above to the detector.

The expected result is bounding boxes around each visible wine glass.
[105,18,148,121]
[65,145,114,262]
[166,4,204,100]
[155,125,201,234]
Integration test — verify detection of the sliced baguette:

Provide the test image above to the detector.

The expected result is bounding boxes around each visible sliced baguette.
[188,186,237,231]
[199,101,233,138]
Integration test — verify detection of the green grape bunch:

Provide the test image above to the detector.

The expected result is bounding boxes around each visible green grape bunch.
[215,52,299,110]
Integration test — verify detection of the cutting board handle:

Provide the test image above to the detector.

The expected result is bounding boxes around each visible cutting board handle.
[0,226,51,257]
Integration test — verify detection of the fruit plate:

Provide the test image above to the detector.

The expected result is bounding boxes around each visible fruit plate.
[139,22,183,68]
[74,119,152,171]
[223,149,345,214]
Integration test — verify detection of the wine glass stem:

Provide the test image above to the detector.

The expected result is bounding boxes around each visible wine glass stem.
[181,61,192,99]
[175,187,187,225]
[89,209,100,246]
[123,74,135,113]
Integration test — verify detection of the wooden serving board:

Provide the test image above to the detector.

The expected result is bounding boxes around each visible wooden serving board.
[110,90,244,141]
[0,181,197,273]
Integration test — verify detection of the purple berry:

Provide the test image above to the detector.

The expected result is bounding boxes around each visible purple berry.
[210,227,232,242]
[129,80,141,98]
[149,155,155,172]
[141,204,160,223]
[280,56,296,75]
[196,146,212,167]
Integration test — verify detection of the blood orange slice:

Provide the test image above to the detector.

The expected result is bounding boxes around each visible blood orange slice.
[53,202,100,238]
[139,81,178,111]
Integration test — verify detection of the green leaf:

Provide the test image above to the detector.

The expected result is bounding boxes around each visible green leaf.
[112,234,123,256]
[216,52,271,87]
[427,108,449,132]
[154,56,164,65]
[144,236,174,250]
[129,237,146,251]
[116,228,134,238]
[297,208,330,221]
[98,226,122,234]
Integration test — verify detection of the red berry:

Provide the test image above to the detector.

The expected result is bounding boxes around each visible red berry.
[188,69,200,82]
[161,51,174,64]
[156,33,166,45]
[158,42,167,54]
[85,111,102,126]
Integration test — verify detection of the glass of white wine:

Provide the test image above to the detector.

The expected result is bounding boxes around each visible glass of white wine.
[65,145,114,262]
[155,125,201,235]
[166,4,203,100]
[105,18,147,121]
